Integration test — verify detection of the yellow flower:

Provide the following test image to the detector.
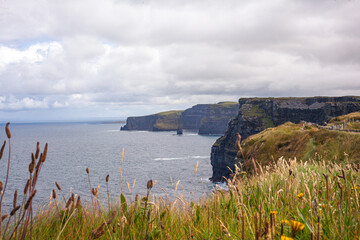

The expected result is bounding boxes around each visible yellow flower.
[281,219,289,224]
[281,235,294,240]
[297,193,304,199]
[291,220,305,232]
[270,211,278,215]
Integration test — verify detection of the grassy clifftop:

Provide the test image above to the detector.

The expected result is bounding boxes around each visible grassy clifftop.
[240,122,360,166]
[153,110,183,130]
[328,111,360,130]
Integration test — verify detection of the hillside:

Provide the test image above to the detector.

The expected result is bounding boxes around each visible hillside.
[211,96,360,181]
[240,122,360,168]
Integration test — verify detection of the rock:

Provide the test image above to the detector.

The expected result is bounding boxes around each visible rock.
[177,128,183,135]
[211,96,360,181]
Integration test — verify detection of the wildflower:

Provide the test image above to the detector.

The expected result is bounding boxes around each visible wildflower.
[270,211,278,215]
[291,220,305,232]
[281,236,293,240]
[281,219,289,224]
[297,193,304,199]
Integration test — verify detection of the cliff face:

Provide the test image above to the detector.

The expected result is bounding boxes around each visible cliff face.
[198,103,239,134]
[120,111,183,131]
[210,96,360,181]
[121,102,239,134]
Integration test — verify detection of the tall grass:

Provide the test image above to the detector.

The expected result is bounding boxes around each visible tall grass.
[22,158,360,239]
[1,123,360,239]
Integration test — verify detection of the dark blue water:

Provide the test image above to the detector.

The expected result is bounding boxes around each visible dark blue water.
[0,123,218,210]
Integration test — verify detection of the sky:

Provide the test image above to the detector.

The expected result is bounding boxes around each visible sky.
[0,0,360,122]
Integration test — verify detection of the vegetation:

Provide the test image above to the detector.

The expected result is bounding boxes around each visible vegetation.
[1,118,360,239]
[240,122,360,166]
[328,111,360,130]
[154,111,183,130]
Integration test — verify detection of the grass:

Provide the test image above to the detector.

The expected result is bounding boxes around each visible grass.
[241,122,360,166]
[154,111,183,130]
[6,159,360,239]
[2,122,360,239]
[328,111,360,130]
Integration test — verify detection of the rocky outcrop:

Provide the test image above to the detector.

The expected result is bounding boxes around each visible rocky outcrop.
[121,102,239,134]
[210,96,360,181]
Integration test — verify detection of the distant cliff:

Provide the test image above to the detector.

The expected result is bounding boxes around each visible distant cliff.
[121,102,239,134]
[120,111,183,131]
[211,96,360,181]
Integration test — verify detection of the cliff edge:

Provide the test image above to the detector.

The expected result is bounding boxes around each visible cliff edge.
[210,96,360,181]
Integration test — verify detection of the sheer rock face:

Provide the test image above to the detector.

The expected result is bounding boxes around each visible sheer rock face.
[121,102,239,135]
[210,96,360,182]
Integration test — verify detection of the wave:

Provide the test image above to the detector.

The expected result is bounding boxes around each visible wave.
[153,155,209,161]
[105,130,120,132]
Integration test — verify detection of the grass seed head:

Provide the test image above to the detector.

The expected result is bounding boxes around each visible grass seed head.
[0,181,3,193]
[107,210,116,225]
[147,179,153,190]
[52,189,57,199]
[0,140,6,160]
[42,143,48,162]
[91,223,105,239]
[75,196,81,208]
[5,122,11,139]
[106,174,109,182]
[10,206,20,216]
[65,196,73,208]
[86,167,90,174]
[13,190,18,208]
[35,141,40,159]
[1,214,8,221]
[55,182,62,191]
[29,153,36,173]
[24,179,30,194]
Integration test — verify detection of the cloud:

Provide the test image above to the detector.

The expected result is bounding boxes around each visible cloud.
[0,0,360,120]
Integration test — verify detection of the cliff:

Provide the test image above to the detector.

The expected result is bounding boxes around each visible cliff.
[120,111,183,131]
[211,96,360,181]
[121,102,239,134]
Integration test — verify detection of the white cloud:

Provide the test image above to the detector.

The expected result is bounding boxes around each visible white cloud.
[0,0,360,120]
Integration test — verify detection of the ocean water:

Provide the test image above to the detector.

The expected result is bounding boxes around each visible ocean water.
[0,122,219,210]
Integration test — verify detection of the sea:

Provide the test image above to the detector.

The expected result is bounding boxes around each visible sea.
[0,122,222,211]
